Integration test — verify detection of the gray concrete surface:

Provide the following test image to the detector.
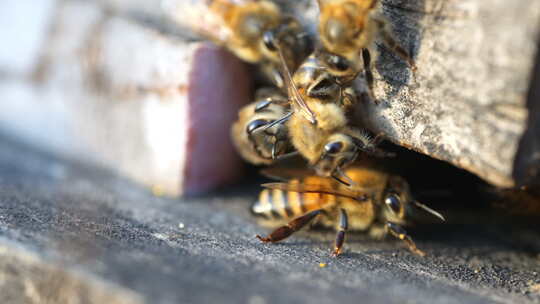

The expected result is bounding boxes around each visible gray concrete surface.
[0,135,539,304]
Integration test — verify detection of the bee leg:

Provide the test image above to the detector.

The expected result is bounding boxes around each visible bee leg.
[340,86,357,109]
[373,18,417,72]
[372,132,386,146]
[386,222,426,257]
[260,64,285,90]
[361,49,377,104]
[366,134,396,158]
[332,209,348,257]
[256,209,322,243]
[270,138,290,160]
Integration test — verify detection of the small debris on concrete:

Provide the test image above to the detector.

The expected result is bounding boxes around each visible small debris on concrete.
[529,283,540,294]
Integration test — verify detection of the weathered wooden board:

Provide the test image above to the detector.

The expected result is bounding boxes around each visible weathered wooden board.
[355,0,540,188]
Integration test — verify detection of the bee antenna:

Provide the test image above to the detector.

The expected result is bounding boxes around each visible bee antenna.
[276,43,316,124]
[413,201,445,221]
[275,151,300,161]
[258,112,293,133]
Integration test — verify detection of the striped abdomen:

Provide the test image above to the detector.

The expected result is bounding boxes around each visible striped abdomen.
[251,186,338,220]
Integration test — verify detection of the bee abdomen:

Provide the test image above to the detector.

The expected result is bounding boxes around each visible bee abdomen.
[251,189,297,219]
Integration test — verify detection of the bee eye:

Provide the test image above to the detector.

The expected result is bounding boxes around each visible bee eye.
[324,141,343,154]
[329,55,350,71]
[262,31,277,52]
[246,119,268,134]
[254,100,272,112]
[385,194,401,214]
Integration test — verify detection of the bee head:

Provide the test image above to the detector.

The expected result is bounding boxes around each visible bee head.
[319,2,368,58]
[314,134,358,177]
[244,118,272,159]
[315,50,357,82]
[260,28,296,63]
[261,30,279,54]
[245,106,289,161]
[382,176,411,222]
[260,16,309,60]
[258,15,309,89]
[383,176,445,223]
[237,1,280,41]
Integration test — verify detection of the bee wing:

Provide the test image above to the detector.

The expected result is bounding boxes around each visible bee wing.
[260,167,317,181]
[276,46,317,124]
[262,182,372,202]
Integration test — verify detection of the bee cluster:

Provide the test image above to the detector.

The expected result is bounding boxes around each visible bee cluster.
[200,0,444,256]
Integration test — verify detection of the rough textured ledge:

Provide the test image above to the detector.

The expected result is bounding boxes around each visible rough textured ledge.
[355,0,540,188]
[0,136,540,304]
[0,0,539,191]
[0,240,141,304]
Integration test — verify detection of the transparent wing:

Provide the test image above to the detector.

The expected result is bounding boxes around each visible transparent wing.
[276,45,317,124]
[260,167,317,181]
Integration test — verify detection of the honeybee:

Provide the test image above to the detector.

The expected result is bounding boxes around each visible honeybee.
[316,0,416,97]
[185,0,310,89]
[231,88,296,165]
[252,166,445,256]
[270,44,392,184]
